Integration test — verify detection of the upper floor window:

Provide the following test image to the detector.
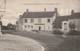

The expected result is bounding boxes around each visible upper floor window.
[28,25,30,28]
[25,25,27,28]
[31,18,34,23]
[64,23,67,25]
[25,19,27,23]
[47,19,50,23]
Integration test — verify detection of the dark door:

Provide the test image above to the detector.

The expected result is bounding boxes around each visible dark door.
[39,26,41,31]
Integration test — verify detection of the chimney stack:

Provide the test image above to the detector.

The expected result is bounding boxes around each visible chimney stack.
[19,15,22,18]
[26,9,29,12]
[54,8,58,16]
[54,8,57,13]
[71,10,74,15]
[44,8,46,12]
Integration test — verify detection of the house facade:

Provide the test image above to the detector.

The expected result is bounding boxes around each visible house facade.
[61,21,70,32]
[68,19,80,31]
[16,8,58,31]
[61,19,80,32]
[54,10,80,32]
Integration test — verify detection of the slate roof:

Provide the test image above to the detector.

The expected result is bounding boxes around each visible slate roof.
[21,11,55,18]
[72,13,80,19]
[54,15,71,28]
[54,12,80,28]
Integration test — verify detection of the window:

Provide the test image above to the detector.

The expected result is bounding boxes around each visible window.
[27,25,33,28]
[28,25,30,28]
[64,28,67,30]
[53,22,55,25]
[47,19,50,23]
[25,25,27,28]
[25,19,27,23]
[64,23,67,25]
[31,18,34,23]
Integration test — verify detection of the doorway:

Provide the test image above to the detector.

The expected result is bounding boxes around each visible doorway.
[39,26,41,31]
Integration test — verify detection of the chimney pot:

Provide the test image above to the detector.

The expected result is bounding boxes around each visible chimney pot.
[71,10,74,15]
[54,8,57,12]
[26,9,29,12]
[44,8,46,12]
[19,15,22,17]
[54,8,58,16]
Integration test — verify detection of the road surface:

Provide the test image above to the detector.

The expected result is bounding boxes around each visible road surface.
[0,34,44,51]
[9,31,64,51]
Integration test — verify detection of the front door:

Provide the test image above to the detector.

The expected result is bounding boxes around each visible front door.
[39,26,41,31]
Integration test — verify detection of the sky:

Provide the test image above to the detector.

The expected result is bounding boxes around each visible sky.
[0,0,80,25]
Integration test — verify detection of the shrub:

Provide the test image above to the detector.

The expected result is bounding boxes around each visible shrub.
[32,30,38,32]
[66,30,80,35]
[52,29,63,35]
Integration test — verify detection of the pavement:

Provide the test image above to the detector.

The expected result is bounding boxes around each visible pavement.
[0,34,44,51]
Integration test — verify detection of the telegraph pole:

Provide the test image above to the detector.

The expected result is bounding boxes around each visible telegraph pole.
[0,0,6,34]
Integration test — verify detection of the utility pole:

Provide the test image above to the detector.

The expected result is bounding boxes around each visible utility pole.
[0,0,6,34]
[0,0,6,20]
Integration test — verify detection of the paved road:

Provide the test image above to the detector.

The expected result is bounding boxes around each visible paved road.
[0,34,44,51]
[9,31,64,51]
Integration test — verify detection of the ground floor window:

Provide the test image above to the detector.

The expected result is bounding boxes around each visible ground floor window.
[25,25,27,28]
[24,25,33,29]
[31,26,33,28]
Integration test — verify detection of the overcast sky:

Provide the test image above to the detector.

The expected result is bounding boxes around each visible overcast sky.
[0,0,80,25]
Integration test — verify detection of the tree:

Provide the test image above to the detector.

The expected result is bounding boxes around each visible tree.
[69,22,75,30]
[7,23,16,30]
[68,22,79,35]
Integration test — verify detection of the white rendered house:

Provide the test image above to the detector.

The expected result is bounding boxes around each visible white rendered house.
[61,21,70,32]
[16,8,58,31]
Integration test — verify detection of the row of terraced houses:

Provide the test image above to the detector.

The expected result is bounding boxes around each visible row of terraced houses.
[16,8,80,32]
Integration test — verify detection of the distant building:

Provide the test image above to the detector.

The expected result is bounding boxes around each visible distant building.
[69,20,80,31]
[54,10,80,32]
[16,8,58,31]
[17,8,80,32]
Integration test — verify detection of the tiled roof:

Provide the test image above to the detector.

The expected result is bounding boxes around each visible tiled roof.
[21,11,55,18]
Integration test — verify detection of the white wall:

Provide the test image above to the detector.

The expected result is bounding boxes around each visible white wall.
[17,12,56,31]
[22,16,56,31]
[61,21,70,32]
[69,19,80,31]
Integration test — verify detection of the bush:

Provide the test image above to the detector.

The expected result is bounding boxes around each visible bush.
[66,30,80,35]
[32,30,38,32]
[52,29,63,35]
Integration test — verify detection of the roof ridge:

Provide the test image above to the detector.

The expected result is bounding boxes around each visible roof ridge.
[25,11,55,13]
[21,11,55,18]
